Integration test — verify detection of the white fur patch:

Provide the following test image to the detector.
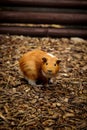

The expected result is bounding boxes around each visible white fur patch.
[28,79,36,86]
[25,76,36,86]
[47,53,55,58]
[25,77,43,87]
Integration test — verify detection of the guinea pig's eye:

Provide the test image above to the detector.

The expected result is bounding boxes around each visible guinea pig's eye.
[54,63,56,66]
[46,63,48,65]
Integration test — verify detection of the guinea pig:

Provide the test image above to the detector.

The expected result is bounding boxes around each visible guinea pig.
[19,49,61,86]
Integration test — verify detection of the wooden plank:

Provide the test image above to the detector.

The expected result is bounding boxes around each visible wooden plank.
[0,0,87,8]
[0,11,87,25]
[48,28,87,38]
[0,26,87,38]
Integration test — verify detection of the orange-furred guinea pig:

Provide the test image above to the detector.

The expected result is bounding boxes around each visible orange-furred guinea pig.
[19,50,61,86]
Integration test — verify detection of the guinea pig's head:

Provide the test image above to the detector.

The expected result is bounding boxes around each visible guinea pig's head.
[41,57,61,78]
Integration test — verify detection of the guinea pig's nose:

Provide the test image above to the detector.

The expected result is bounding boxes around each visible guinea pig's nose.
[48,70,52,73]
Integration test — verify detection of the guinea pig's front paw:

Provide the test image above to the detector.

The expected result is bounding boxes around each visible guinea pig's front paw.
[48,78,53,84]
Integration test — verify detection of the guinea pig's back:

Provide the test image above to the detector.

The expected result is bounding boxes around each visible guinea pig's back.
[19,50,47,76]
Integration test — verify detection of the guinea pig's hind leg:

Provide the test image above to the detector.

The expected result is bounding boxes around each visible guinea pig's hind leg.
[24,76,36,86]
[25,78,42,87]
[28,79,37,86]
[29,79,43,87]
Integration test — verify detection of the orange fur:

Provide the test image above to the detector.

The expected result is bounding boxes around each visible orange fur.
[19,50,61,85]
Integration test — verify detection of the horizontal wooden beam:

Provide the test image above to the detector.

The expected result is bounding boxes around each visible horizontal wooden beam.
[0,26,87,38]
[0,0,87,8]
[0,11,87,25]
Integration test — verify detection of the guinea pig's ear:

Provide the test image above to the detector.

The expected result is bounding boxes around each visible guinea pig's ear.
[56,60,61,65]
[42,57,47,63]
